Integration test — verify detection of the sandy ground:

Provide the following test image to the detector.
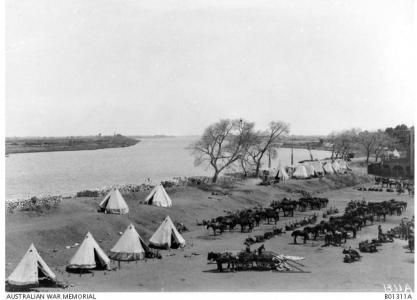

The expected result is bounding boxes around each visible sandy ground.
[5,173,414,292]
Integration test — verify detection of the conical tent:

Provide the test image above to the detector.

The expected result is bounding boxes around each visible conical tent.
[109,223,149,261]
[67,232,110,270]
[332,161,341,173]
[311,161,325,175]
[7,244,56,286]
[292,165,308,179]
[337,160,347,170]
[149,216,185,249]
[275,167,289,180]
[322,162,334,174]
[99,188,129,215]
[144,184,172,207]
[286,165,296,177]
[303,164,316,177]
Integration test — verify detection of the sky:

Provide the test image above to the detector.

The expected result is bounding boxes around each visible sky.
[5,0,416,137]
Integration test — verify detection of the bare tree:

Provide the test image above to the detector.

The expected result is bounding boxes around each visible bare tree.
[331,129,360,160]
[246,121,290,176]
[357,131,378,164]
[191,119,256,183]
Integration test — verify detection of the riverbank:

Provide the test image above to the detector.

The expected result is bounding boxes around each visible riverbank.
[5,135,139,155]
[6,168,414,292]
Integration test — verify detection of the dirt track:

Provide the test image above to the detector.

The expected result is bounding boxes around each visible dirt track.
[5,174,414,292]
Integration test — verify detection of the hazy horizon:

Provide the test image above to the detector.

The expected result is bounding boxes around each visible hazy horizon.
[4,127,414,139]
[6,0,416,137]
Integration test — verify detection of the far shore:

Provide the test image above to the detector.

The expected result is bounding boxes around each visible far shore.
[5,135,139,155]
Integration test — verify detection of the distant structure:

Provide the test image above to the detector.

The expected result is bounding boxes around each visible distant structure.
[368,128,414,179]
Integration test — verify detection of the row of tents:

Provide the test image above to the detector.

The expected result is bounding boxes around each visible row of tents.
[7,216,186,286]
[274,159,351,180]
[98,184,173,215]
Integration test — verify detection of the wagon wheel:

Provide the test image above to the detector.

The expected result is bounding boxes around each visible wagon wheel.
[236,261,250,270]
[244,262,252,269]
[235,262,244,270]
[257,261,270,270]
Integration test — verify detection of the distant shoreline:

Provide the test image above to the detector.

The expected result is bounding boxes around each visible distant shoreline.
[5,135,139,155]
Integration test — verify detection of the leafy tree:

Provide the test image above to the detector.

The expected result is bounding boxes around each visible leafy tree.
[373,131,394,162]
[330,129,360,160]
[385,124,410,150]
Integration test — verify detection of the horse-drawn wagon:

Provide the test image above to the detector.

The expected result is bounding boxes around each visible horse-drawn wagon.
[207,246,307,273]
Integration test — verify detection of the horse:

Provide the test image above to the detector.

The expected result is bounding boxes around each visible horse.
[375,207,387,222]
[207,252,237,272]
[237,217,255,233]
[306,224,322,240]
[291,230,309,244]
[278,204,295,217]
[324,231,333,246]
[206,222,226,236]
[262,208,280,224]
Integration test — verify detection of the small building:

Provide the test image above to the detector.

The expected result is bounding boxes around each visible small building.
[368,128,414,179]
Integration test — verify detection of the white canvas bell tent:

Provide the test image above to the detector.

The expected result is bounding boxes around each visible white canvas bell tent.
[285,165,297,177]
[343,160,352,171]
[144,184,172,207]
[109,223,149,261]
[67,232,110,270]
[276,167,289,180]
[311,161,325,176]
[149,216,185,249]
[292,165,308,179]
[7,244,56,286]
[98,188,129,215]
[322,162,334,174]
[332,161,341,173]
[303,164,316,177]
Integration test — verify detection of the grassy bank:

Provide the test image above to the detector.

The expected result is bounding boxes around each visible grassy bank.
[6,168,413,292]
[5,171,372,266]
[5,134,139,155]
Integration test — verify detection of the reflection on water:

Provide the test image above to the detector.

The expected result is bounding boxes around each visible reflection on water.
[6,137,330,200]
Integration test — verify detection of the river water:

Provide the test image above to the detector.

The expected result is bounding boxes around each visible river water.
[5,136,330,200]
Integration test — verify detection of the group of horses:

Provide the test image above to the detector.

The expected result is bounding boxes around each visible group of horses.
[285,199,407,246]
[358,186,409,194]
[271,196,329,213]
[375,177,414,195]
[200,195,329,237]
[322,206,339,218]
[284,214,318,232]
